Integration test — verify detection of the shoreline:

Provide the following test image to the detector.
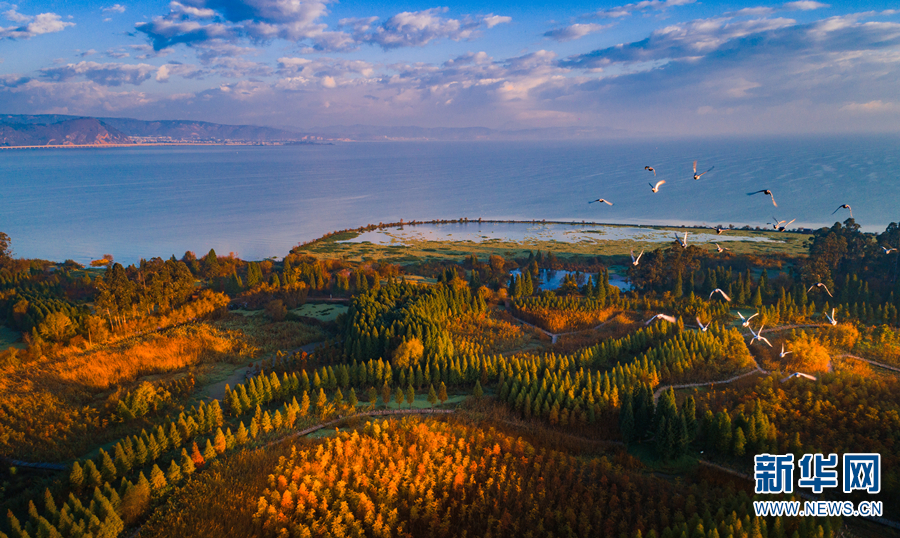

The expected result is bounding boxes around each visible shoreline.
[0,141,331,150]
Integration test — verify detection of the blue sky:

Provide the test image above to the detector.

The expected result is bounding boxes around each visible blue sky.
[1,0,899,135]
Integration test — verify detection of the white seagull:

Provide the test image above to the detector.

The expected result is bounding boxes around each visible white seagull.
[589,198,613,205]
[832,204,853,218]
[696,318,710,332]
[631,249,644,266]
[738,312,758,327]
[674,232,688,248]
[807,282,834,298]
[716,227,726,235]
[780,344,792,358]
[824,308,838,326]
[774,219,795,232]
[715,243,730,253]
[748,189,777,207]
[749,323,773,347]
[650,180,666,193]
[645,165,656,177]
[645,313,677,325]
[693,160,714,180]
[882,245,898,254]
[710,288,731,302]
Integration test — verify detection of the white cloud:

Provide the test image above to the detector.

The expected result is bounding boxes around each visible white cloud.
[544,23,609,42]
[783,1,829,11]
[840,100,900,113]
[593,0,696,19]
[41,61,157,86]
[102,4,126,14]
[1,8,74,39]
[484,14,511,29]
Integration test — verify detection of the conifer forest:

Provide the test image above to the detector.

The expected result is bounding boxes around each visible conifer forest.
[2,219,900,538]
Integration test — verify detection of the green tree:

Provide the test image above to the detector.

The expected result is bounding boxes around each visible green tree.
[438,382,448,405]
[395,386,405,409]
[406,384,415,408]
[381,382,392,407]
[367,386,378,408]
[149,464,167,492]
[473,380,483,399]
[0,231,11,260]
[348,387,358,410]
[427,384,438,408]
[620,392,635,444]
[38,311,75,343]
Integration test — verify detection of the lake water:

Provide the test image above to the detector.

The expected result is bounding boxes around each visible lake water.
[509,268,633,292]
[2,135,898,265]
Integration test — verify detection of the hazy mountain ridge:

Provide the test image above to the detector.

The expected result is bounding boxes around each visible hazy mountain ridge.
[0,117,131,146]
[0,114,626,146]
[0,114,308,145]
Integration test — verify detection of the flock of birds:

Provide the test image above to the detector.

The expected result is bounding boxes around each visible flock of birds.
[605,159,899,359]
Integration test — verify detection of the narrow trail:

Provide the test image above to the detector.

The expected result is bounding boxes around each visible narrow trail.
[832,353,900,373]
[505,310,625,344]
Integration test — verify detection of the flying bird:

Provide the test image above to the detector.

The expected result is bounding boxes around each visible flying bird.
[696,318,710,332]
[631,249,644,266]
[807,282,833,298]
[645,313,677,325]
[589,198,613,205]
[693,160,714,180]
[748,189,777,207]
[715,243,730,253]
[881,245,897,254]
[780,344,792,358]
[674,232,688,248]
[825,308,838,326]
[738,312,758,328]
[749,323,773,347]
[650,180,666,193]
[832,204,853,218]
[645,166,656,177]
[716,227,726,235]
[772,218,795,232]
[710,288,731,302]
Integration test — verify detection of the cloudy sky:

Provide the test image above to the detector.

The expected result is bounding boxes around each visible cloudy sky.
[1,0,898,135]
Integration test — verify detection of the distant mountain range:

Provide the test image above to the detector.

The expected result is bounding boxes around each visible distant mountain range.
[0,114,625,146]
[0,114,309,146]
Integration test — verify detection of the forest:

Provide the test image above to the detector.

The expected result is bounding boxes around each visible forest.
[1,219,899,538]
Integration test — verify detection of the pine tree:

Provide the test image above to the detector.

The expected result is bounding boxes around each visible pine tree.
[99,449,118,482]
[395,386,405,408]
[190,442,205,468]
[473,380,483,399]
[427,384,438,408]
[333,388,344,407]
[70,462,85,491]
[181,449,196,475]
[382,382,392,407]
[84,459,103,488]
[439,382,448,405]
[166,459,182,484]
[367,386,378,407]
[214,428,227,454]
[620,392,635,444]
[236,421,249,445]
[203,439,217,461]
[733,426,746,457]
[348,388,358,409]
[149,464,167,492]
[299,391,310,416]
[406,384,416,408]
[315,388,328,415]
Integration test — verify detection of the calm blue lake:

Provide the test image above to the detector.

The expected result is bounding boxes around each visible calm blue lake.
[2,136,897,264]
